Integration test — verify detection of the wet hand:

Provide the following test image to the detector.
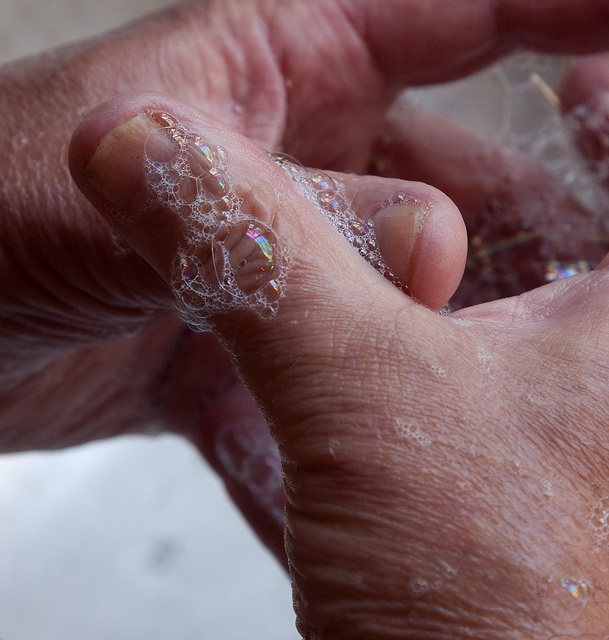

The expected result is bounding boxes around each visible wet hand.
[4,0,609,618]
[71,84,609,637]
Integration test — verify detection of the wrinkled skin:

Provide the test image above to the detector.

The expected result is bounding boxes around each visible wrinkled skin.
[5,0,609,637]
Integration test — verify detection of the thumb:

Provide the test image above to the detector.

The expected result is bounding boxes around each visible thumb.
[69,93,467,636]
[69,92,466,439]
[69,91,466,314]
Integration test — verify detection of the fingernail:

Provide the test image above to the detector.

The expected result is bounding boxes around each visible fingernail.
[372,200,428,283]
[84,113,180,221]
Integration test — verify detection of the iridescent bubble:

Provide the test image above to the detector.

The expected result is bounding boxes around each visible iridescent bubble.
[145,112,288,328]
[540,574,594,624]
[269,152,304,170]
[212,220,280,296]
[189,136,215,175]
[562,578,590,599]
[350,219,365,235]
[217,196,233,212]
[269,146,409,292]
[308,170,336,191]
[545,260,591,281]
[179,255,198,281]
[265,279,282,301]
[202,168,229,197]
[154,112,180,130]
[215,145,229,169]
[318,190,346,216]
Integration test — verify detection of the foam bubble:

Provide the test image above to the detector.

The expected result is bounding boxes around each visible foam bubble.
[269,153,407,291]
[146,113,409,332]
[144,112,289,331]
[540,573,594,624]
[590,497,609,550]
[408,578,429,595]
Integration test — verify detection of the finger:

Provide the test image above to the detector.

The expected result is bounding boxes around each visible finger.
[344,0,609,86]
[8,0,609,358]
[70,94,466,312]
[73,93,609,639]
[66,87,463,570]
[67,89,463,460]
[276,0,609,167]
[559,53,609,112]
[69,93,465,637]
[67,93,465,490]
[373,99,609,307]
[275,167,466,310]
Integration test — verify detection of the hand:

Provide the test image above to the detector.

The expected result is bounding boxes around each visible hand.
[4,0,609,634]
[0,0,471,557]
[70,35,609,640]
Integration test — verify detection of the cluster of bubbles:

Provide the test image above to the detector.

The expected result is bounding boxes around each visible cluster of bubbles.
[590,497,609,549]
[268,153,406,291]
[145,112,406,330]
[144,112,288,331]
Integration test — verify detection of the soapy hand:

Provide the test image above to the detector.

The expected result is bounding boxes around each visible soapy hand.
[5,0,609,636]
[72,89,609,637]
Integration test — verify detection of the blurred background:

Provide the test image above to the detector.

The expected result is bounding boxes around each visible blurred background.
[0,1,296,638]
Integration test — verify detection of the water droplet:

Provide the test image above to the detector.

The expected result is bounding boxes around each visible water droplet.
[409,578,429,595]
[540,575,593,623]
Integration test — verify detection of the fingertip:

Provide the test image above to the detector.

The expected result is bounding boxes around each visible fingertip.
[69,92,196,201]
[409,190,467,310]
[69,94,142,193]
[372,185,466,311]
